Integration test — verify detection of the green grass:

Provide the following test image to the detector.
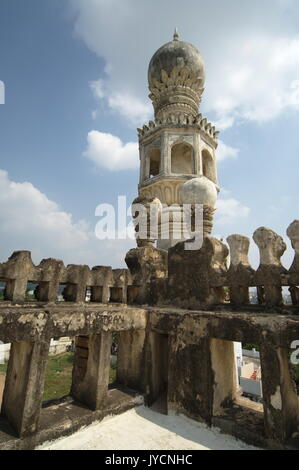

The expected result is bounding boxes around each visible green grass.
[110,362,117,384]
[0,352,118,402]
[0,362,7,374]
[293,363,299,394]
[42,352,74,401]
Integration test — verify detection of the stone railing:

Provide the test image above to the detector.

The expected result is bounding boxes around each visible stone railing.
[133,221,299,312]
[0,221,298,450]
[0,251,137,305]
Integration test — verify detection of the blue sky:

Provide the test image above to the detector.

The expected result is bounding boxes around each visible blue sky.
[0,0,298,268]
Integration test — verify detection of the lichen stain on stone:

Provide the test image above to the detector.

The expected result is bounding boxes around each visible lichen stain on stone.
[270,386,282,410]
[68,315,86,330]
[18,313,46,334]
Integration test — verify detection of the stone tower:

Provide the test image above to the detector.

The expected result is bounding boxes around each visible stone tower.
[135,30,220,250]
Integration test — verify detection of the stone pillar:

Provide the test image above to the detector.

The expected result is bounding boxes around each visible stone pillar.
[139,145,145,184]
[62,265,91,302]
[117,330,146,392]
[253,227,287,307]
[1,340,50,437]
[3,251,34,303]
[260,343,299,444]
[194,134,200,175]
[71,332,112,410]
[35,258,64,302]
[287,220,299,305]
[210,338,237,415]
[167,334,214,424]
[144,152,150,180]
[227,234,254,306]
[160,131,168,176]
[167,236,228,309]
[91,267,113,303]
[125,246,168,304]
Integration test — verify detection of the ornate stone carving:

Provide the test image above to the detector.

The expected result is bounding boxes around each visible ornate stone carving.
[137,114,218,144]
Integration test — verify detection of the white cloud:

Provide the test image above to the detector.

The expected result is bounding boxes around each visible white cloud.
[90,79,152,126]
[90,79,105,100]
[70,0,299,130]
[206,36,299,127]
[0,170,134,267]
[216,198,250,225]
[107,92,152,126]
[0,81,4,104]
[84,130,139,171]
[217,140,239,162]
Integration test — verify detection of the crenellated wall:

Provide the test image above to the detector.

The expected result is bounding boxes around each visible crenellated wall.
[140,222,299,312]
[0,221,298,450]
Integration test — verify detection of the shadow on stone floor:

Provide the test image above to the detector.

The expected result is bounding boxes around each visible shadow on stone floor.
[135,403,263,450]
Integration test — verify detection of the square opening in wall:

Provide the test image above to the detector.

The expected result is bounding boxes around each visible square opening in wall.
[249,287,260,305]
[57,284,66,302]
[91,286,103,302]
[127,286,140,304]
[42,338,75,405]
[110,287,123,303]
[85,287,91,302]
[26,282,39,302]
[0,281,6,301]
[236,342,263,407]
[0,341,11,409]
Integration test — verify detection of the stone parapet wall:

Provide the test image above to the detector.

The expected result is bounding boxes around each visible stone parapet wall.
[0,252,134,305]
[0,220,298,450]
[136,221,299,311]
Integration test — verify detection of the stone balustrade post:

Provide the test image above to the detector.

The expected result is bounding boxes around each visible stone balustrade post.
[3,251,34,303]
[253,227,287,307]
[260,342,299,445]
[35,258,64,302]
[62,265,91,302]
[71,332,113,410]
[117,330,146,392]
[167,332,214,424]
[227,234,254,306]
[287,220,299,305]
[91,266,113,303]
[1,339,50,437]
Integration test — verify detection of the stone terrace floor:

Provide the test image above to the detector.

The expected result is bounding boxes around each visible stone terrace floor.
[37,406,260,451]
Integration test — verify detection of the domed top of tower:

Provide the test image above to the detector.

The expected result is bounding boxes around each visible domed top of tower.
[148,30,205,120]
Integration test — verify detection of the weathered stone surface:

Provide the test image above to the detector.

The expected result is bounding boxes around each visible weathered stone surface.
[1,340,50,437]
[125,246,168,304]
[71,333,112,410]
[227,235,255,305]
[287,220,299,289]
[253,227,288,306]
[0,304,147,343]
[117,330,146,393]
[260,343,299,444]
[166,236,228,308]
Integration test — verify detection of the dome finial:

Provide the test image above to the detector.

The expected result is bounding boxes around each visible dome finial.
[173,27,179,41]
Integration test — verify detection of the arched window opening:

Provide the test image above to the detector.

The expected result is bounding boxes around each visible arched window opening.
[149,148,161,178]
[171,143,193,175]
[202,149,216,183]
